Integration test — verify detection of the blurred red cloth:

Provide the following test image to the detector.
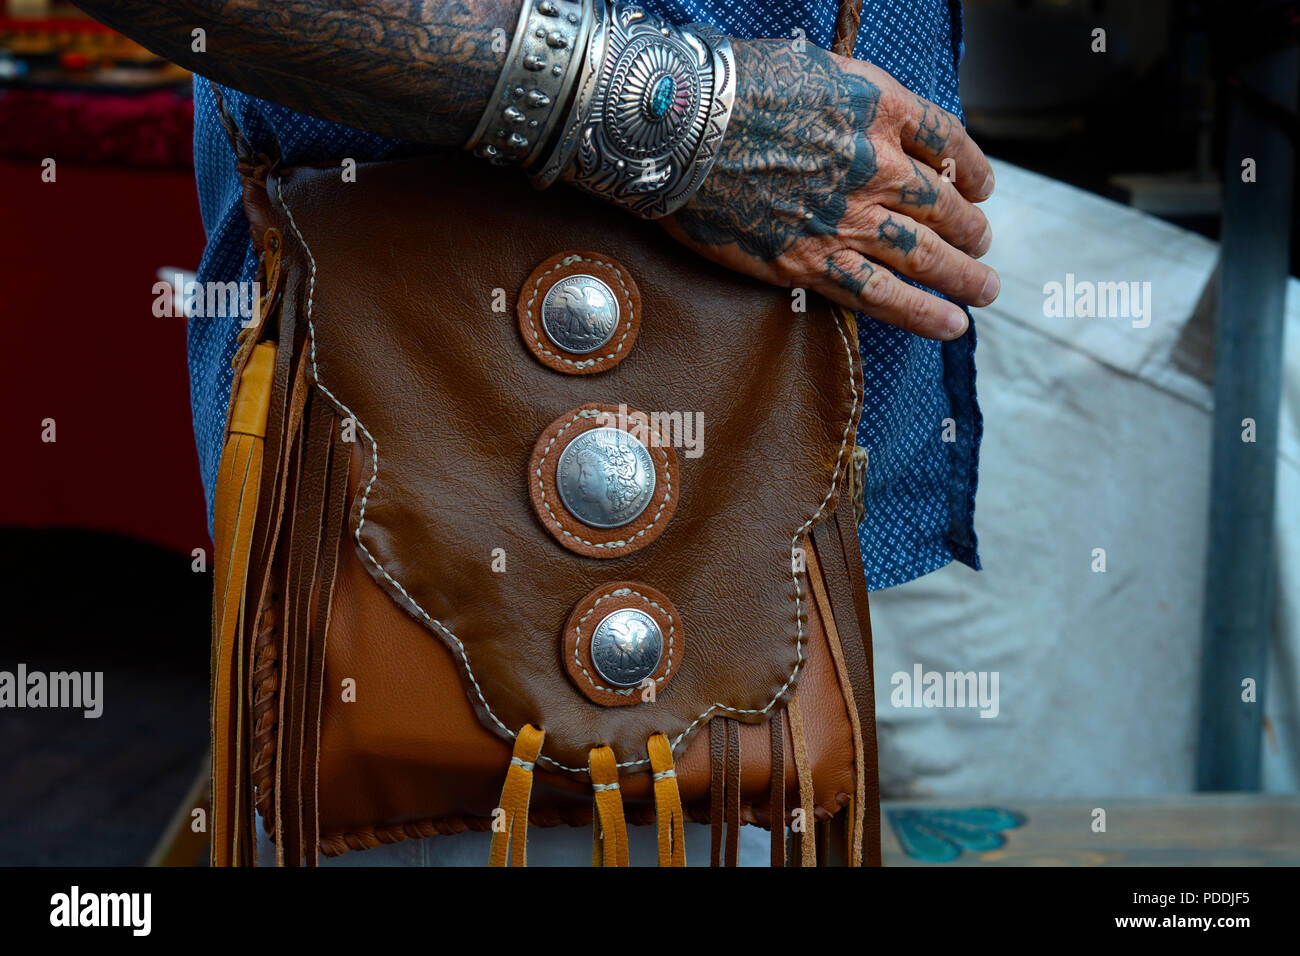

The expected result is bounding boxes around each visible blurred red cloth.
[0,88,195,168]
[0,158,211,555]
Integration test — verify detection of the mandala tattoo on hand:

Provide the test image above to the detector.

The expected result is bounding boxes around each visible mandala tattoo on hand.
[673,41,881,262]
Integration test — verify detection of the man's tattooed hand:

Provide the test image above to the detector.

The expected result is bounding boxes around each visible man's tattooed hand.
[671,43,881,262]
[662,39,999,340]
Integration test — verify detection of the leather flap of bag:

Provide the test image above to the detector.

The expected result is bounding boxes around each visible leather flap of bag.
[267,153,862,775]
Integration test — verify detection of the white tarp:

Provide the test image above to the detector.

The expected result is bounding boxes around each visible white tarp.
[869,159,1300,798]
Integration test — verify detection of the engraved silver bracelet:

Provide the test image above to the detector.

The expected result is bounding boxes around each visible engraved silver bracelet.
[465,0,594,168]
[531,1,737,219]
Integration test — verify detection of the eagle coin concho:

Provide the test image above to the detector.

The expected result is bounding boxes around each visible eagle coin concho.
[590,607,663,687]
[518,252,641,375]
[541,274,620,354]
[555,426,655,528]
[562,581,683,706]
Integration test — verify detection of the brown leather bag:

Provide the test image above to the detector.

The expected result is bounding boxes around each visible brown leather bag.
[208,4,880,869]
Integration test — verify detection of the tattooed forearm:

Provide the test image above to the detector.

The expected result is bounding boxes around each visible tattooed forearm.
[825,255,875,295]
[672,40,881,262]
[71,0,518,144]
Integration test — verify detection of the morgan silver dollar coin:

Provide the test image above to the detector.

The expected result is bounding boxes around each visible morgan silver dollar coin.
[555,426,655,528]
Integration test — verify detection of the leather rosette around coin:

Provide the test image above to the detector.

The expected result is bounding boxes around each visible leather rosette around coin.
[211,145,881,867]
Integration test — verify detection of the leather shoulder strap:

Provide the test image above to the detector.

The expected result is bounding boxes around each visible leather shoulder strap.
[832,0,864,56]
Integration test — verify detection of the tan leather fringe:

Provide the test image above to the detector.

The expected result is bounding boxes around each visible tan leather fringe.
[806,541,866,866]
[211,341,276,867]
[787,691,818,867]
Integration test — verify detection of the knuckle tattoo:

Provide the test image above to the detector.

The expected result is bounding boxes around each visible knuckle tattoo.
[875,214,918,257]
[825,251,876,297]
[899,157,939,212]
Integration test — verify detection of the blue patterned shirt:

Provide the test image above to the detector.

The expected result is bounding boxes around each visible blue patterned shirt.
[190,0,979,590]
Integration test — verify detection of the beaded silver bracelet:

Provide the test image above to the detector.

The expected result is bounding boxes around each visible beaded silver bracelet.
[465,0,594,168]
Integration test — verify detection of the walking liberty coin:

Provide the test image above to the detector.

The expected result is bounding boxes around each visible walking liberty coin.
[555,426,655,529]
[541,274,620,353]
[590,608,664,687]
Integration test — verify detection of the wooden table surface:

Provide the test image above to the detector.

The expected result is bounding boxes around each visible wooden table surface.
[880,795,1300,866]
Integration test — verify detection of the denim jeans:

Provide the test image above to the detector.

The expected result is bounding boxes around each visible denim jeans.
[256,815,771,866]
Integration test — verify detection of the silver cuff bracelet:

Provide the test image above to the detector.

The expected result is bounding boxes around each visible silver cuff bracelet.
[536,2,737,219]
[465,0,594,168]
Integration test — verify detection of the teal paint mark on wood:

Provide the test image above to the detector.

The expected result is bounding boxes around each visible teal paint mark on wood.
[887,807,1025,862]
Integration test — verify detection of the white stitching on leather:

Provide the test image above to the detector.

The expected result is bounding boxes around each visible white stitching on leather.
[523,254,633,368]
[572,587,676,696]
[278,179,516,747]
[536,409,671,549]
[277,179,858,774]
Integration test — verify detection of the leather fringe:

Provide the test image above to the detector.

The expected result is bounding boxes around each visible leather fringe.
[806,538,867,865]
[708,718,726,866]
[786,692,818,867]
[769,709,787,867]
[238,229,305,850]
[210,342,276,867]
[724,718,741,866]
[274,394,351,865]
[706,716,743,866]
[811,510,883,866]
[489,724,545,867]
[647,733,686,867]
[589,746,629,867]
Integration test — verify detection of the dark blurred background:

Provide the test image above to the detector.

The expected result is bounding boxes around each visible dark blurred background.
[0,0,1295,864]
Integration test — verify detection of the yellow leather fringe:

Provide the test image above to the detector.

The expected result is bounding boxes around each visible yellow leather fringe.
[647,733,686,867]
[489,724,545,867]
[589,745,629,867]
[211,342,276,867]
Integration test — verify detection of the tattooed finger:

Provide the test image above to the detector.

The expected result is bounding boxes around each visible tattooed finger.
[824,252,878,295]
[818,250,969,340]
[894,156,991,257]
[846,209,998,308]
[902,96,994,203]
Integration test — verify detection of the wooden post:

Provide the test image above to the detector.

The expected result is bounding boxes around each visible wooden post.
[1196,39,1298,790]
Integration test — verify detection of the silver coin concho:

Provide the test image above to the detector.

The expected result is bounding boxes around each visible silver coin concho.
[541,274,620,354]
[590,607,663,687]
[555,426,655,529]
